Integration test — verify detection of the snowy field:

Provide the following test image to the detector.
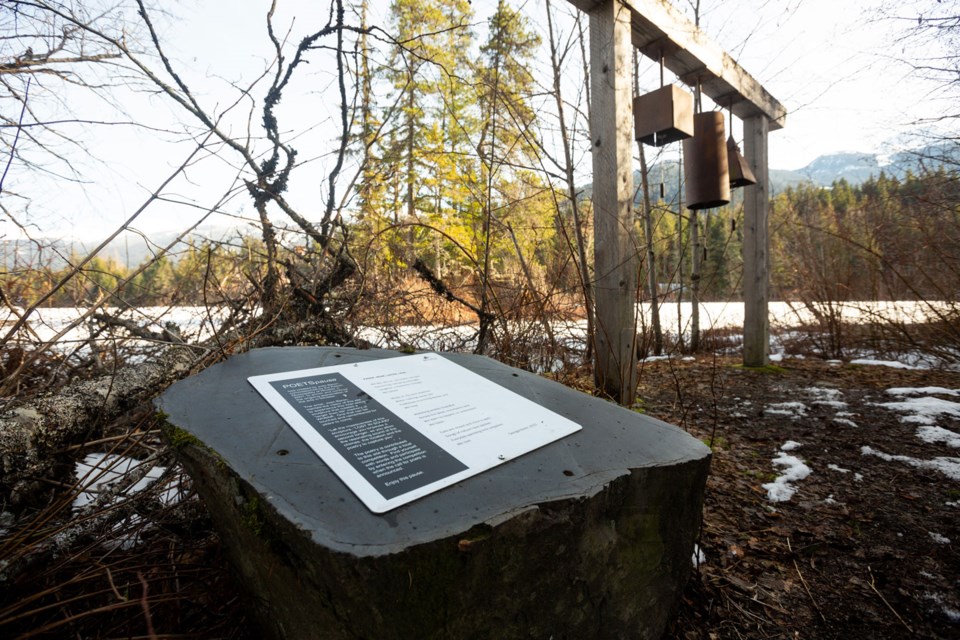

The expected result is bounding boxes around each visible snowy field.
[356,300,955,354]
[0,305,228,350]
[2,300,949,354]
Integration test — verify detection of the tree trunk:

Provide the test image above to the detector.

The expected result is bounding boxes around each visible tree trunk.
[0,345,200,509]
[690,209,701,351]
[546,0,595,362]
[634,51,663,357]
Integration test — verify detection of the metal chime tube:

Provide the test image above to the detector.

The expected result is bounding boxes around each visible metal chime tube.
[683,111,730,210]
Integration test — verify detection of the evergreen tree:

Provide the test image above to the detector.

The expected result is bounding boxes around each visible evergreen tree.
[475,0,540,178]
[472,0,541,349]
[380,0,474,262]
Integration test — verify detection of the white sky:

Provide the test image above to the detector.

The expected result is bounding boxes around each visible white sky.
[691,0,947,168]
[4,0,954,240]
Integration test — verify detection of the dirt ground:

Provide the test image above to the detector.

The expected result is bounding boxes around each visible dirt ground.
[639,356,960,640]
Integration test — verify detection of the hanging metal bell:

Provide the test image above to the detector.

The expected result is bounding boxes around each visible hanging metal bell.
[683,111,730,210]
[634,84,694,146]
[727,135,757,188]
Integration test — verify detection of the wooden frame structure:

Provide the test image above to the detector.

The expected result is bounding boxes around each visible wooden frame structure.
[571,0,787,404]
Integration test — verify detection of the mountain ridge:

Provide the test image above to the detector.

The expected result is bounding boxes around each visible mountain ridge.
[759,143,959,189]
[576,143,959,205]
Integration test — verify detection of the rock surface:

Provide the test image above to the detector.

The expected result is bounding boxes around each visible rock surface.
[157,347,711,639]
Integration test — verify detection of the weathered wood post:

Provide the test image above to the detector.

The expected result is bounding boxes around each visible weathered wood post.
[743,115,770,366]
[589,0,639,405]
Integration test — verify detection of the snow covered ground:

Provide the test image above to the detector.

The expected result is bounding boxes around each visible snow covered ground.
[755,378,959,639]
[73,452,183,550]
[758,384,960,505]
[636,352,960,632]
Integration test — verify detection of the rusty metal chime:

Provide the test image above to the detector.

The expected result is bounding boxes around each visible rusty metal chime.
[727,134,757,188]
[634,52,694,147]
[634,63,755,208]
[682,110,729,210]
[633,84,694,146]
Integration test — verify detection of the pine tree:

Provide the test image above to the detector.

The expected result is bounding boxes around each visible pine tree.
[473,0,541,350]
[380,0,474,265]
[356,0,386,224]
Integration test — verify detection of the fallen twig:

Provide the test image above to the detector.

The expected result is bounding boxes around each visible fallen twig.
[138,571,157,639]
[867,565,913,634]
[787,537,826,622]
[105,566,127,602]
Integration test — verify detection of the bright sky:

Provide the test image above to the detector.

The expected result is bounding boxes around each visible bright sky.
[4,0,952,240]
[690,0,947,168]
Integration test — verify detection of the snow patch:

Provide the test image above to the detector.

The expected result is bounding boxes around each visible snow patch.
[806,387,844,401]
[916,425,960,449]
[765,402,807,418]
[929,532,951,544]
[763,444,812,503]
[815,400,849,409]
[692,544,706,566]
[923,593,960,623]
[880,395,960,423]
[640,355,671,363]
[827,464,851,473]
[833,418,860,428]
[73,453,182,550]
[850,358,922,370]
[75,453,168,509]
[860,446,960,481]
[780,440,802,451]
[887,386,959,397]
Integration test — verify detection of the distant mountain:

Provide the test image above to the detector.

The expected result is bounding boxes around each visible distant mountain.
[774,143,960,188]
[576,143,960,204]
[792,152,881,186]
[0,224,241,271]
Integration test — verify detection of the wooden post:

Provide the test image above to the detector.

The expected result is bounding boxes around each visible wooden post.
[742,115,770,366]
[590,0,638,405]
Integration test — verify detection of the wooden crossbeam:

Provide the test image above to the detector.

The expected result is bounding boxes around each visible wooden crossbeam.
[568,0,787,129]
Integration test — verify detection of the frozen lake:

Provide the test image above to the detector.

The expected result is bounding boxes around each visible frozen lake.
[2,300,951,353]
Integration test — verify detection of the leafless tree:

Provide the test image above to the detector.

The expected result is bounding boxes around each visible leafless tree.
[0,0,382,508]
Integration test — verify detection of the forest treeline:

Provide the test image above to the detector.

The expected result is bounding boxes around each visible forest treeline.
[5,169,958,312]
[773,169,960,303]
